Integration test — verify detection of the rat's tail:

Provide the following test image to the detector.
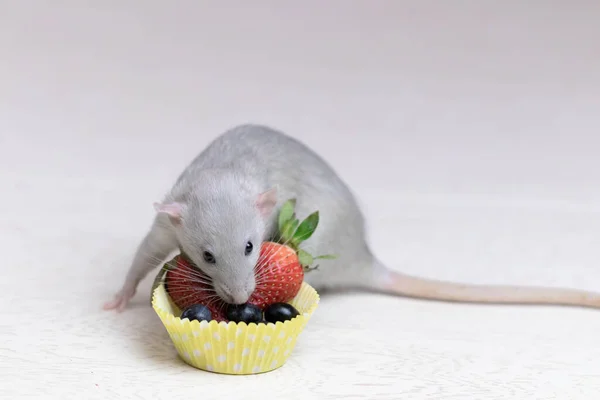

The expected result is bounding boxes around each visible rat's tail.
[368,261,600,309]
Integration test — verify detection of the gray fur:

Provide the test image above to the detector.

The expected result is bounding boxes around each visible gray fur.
[105,124,600,312]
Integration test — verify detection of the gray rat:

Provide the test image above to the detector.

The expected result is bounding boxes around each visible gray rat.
[104,124,600,312]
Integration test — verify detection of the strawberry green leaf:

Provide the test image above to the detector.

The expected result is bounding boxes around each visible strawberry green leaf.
[297,249,314,267]
[278,199,296,233]
[315,254,337,260]
[293,211,319,244]
[281,217,299,244]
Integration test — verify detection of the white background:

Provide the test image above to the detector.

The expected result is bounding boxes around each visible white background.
[2,1,600,398]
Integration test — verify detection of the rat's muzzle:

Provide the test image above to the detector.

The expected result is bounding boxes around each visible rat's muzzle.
[217,283,254,305]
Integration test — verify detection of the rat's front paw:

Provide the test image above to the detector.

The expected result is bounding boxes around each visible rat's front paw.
[103,287,136,312]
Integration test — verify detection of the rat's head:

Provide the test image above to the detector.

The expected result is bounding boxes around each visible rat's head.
[155,186,277,304]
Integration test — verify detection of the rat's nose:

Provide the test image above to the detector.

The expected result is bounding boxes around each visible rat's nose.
[220,285,251,305]
[229,291,250,305]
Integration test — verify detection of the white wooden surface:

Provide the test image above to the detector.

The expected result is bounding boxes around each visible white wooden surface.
[2,1,600,399]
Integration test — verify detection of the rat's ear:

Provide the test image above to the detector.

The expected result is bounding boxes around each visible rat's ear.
[255,187,277,218]
[154,202,184,225]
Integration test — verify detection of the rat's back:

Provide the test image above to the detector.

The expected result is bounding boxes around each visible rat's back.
[176,124,358,206]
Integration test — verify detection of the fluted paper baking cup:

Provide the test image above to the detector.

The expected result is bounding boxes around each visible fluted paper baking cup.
[152,281,319,375]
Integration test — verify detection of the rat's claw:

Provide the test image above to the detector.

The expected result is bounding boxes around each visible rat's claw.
[103,288,135,312]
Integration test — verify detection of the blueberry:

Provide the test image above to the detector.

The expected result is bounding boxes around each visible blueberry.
[180,304,212,322]
[264,303,300,323]
[226,303,263,324]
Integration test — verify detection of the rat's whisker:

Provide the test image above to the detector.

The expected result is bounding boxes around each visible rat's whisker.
[165,288,217,297]
[254,243,296,273]
[161,271,213,287]
[163,264,214,283]
[173,290,222,304]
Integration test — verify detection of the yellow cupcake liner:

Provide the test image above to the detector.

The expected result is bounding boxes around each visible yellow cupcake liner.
[151,281,319,375]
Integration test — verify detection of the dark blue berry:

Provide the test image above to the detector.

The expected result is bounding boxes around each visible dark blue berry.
[264,303,299,323]
[181,304,212,322]
[226,303,263,324]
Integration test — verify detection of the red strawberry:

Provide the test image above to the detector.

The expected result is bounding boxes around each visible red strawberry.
[247,242,305,309]
[162,254,227,322]
[247,199,337,309]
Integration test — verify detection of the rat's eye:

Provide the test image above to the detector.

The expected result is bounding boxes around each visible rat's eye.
[245,241,253,256]
[203,251,216,264]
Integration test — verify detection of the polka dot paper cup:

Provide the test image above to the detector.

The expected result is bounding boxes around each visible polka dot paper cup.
[151,281,319,375]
